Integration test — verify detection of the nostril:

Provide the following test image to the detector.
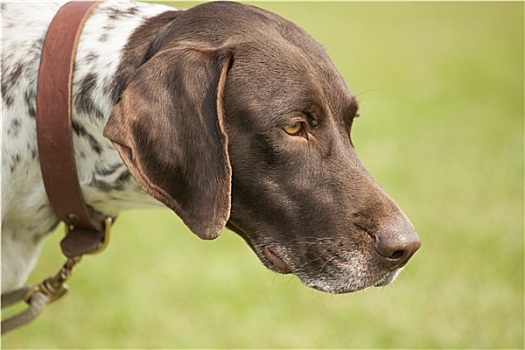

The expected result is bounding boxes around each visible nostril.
[375,242,407,262]
[372,230,421,268]
[389,250,405,261]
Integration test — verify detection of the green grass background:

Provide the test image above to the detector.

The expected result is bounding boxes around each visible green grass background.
[2,1,523,348]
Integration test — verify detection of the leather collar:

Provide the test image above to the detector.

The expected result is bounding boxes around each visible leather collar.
[36,1,111,258]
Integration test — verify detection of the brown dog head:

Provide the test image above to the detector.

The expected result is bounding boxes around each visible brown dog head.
[104,1,420,294]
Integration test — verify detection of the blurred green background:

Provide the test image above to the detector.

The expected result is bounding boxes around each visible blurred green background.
[2,1,523,348]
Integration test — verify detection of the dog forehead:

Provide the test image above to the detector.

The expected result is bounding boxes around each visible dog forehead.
[229,26,354,123]
[228,43,356,126]
[168,1,356,124]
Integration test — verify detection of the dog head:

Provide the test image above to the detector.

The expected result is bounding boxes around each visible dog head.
[104,1,420,293]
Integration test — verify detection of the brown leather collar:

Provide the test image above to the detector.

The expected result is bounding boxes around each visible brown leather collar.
[36,1,111,258]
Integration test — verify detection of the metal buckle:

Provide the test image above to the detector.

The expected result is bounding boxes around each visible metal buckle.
[63,216,112,256]
[88,216,112,255]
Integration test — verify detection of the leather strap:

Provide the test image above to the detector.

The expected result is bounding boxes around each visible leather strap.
[36,1,108,257]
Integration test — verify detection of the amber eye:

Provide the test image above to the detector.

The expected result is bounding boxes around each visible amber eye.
[283,122,304,136]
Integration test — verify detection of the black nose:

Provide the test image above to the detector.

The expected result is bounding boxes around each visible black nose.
[373,227,421,269]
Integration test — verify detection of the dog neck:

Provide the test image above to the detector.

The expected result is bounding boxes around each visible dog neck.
[69,2,178,216]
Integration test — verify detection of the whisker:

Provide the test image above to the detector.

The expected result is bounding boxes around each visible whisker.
[318,255,338,275]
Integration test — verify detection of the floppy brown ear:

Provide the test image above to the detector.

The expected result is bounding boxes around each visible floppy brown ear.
[104,46,232,240]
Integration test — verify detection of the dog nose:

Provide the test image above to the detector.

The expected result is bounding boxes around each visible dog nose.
[373,227,421,269]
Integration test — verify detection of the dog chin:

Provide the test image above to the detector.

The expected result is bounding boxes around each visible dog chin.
[257,244,404,294]
[302,269,403,294]
[373,268,403,287]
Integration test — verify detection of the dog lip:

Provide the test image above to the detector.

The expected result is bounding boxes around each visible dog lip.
[263,246,291,273]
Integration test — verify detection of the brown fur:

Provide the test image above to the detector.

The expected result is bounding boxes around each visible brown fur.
[104,1,420,293]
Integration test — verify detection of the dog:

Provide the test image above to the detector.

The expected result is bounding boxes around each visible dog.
[1,0,420,296]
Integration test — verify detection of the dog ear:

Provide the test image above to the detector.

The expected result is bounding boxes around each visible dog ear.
[104,46,233,240]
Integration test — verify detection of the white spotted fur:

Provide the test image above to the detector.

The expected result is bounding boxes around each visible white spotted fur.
[1,1,177,293]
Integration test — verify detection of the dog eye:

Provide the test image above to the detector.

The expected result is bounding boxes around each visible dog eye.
[283,122,304,136]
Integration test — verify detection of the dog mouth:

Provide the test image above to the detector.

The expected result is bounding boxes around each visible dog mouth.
[227,223,402,293]
[259,243,403,293]
[227,221,293,274]
[263,246,291,273]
